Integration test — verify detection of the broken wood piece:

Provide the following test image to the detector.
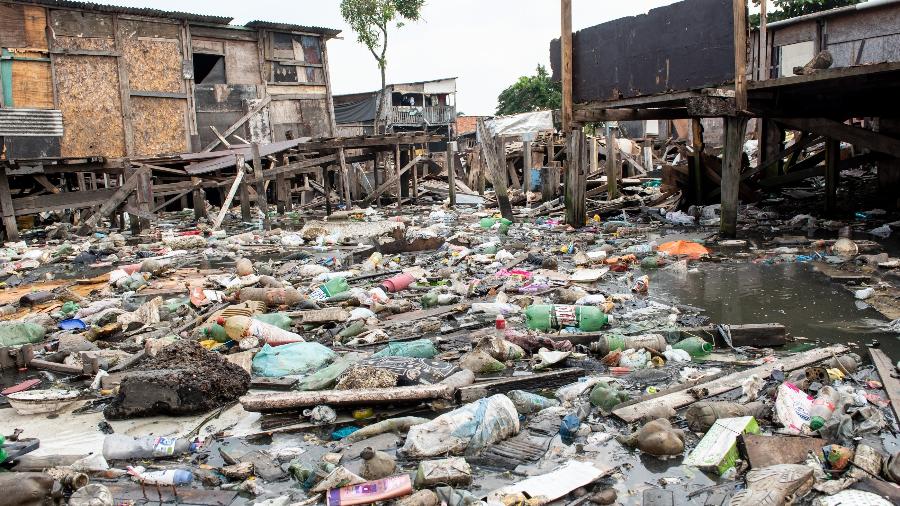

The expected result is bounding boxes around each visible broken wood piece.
[612,345,848,422]
[202,96,272,152]
[458,368,584,403]
[77,166,151,234]
[240,370,474,412]
[739,434,824,469]
[294,308,349,324]
[870,348,900,426]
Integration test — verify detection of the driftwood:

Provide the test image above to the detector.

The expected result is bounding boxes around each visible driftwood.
[613,345,848,423]
[240,370,474,412]
[870,348,900,427]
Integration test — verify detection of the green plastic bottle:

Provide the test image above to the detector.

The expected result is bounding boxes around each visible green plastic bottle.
[309,277,349,302]
[589,382,630,411]
[672,336,713,357]
[0,435,6,464]
[255,313,293,331]
[524,304,612,332]
[498,218,513,235]
[479,217,498,229]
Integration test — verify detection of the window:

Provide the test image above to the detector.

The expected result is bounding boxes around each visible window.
[270,32,324,84]
[193,53,225,84]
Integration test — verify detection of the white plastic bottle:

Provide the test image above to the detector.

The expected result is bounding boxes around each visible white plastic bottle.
[127,466,193,485]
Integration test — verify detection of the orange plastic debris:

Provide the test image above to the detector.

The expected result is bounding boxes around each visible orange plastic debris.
[658,240,710,259]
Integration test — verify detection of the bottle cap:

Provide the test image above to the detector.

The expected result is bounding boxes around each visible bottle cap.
[810,416,825,431]
[216,316,226,326]
[495,314,506,330]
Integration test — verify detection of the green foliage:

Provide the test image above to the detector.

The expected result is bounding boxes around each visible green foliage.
[495,65,562,116]
[751,0,863,26]
[339,0,425,72]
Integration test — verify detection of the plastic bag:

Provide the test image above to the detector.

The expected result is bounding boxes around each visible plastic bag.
[295,354,362,391]
[252,342,336,377]
[774,382,813,434]
[360,356,460,385]
[0,322,46,347]
[401,394,519,457]
[371,339,438,359]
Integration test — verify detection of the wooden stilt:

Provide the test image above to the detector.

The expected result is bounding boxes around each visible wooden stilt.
[251,143,269,230]
[565,129,587,228]
[323,166,332,216]
[760,119,783,178]
[476,119,514,221]
[605,126,619,199]
[825,138,840,214]
[448,142,457,207]
[239,154,251,222]
[523,139,533,193]
[394,143,402,208]
[720,116,749,237]
[0,165,20,241]
[691,119,705,204]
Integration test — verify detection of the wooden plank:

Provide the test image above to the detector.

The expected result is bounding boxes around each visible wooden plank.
[776,117,900,157]
[13,187,118,215]
[733,0,748,111]
[719,116,747,237]
[612,344,848,423]
[201,95,272,152]
[477,118,514,221]
[870,348,900,425]
[213,169,244,230]
[565,130,586,228]
[560,0,573,131]
[739,434,824,469]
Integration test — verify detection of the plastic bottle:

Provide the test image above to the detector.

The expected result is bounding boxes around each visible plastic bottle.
[309,277,349,302]
[126,466,193,486]
[479,217,498,229]
[220,315,305,347]
[235,287,314,308]
[495,314,506,338]
[524,304,612,332]
[381,273,415,293]
[671,336,713,357]
[591,334,667,355]
[362,252,383,273]
[103,434,199,460]
[0,435,6,464]
[809,386,841,430]
[559,403,591,445]
[421,290,459,309]
[201,323,230,343]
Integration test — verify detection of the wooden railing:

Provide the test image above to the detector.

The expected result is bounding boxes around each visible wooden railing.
[389,106,455,126]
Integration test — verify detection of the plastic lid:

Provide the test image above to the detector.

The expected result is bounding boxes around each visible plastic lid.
[810,416,825,430]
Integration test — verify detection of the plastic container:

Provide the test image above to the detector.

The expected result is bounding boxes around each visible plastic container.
[524,304,612,332]
[809,386,841,430]
[381,273,415,293]
[591,334,667,355]
[309,277,349,302]
[326,474,412,506]
[126,466,193,486]
[559,403,591,445]
[103,434,198,460]
[220,315,305,347]
[672,336,713,357]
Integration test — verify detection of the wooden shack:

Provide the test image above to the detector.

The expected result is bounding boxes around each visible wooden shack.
[0,0,340,161]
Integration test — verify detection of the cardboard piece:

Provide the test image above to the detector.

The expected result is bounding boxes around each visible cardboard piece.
[684,416,759,476]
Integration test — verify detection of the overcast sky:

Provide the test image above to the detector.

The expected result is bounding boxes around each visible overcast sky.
[92,0,717,115]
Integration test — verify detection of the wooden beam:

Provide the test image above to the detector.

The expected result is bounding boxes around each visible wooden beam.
[213,170,244,230]
[201,96,272,152]
[560,0,573,132]
[691,119,704,204]
[523,139,533,193]
[477,118,514,221]
[733,0,748,111]
[78,165,150,233]
[448,141,457,207]
[573,107,690,122]
[363,156,423,206]
[251,143,269,230]
[759,0,769,80]
[870,349,900,428]
[605,126,619,199]
[565,129,586,228]
[0,166,19,241]
[825,138,840,214]
[720,116,748,237]
[776,117,900,157]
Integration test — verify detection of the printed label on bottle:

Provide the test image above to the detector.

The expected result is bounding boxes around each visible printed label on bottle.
[553,305,578,327]
[309,286,329,301]
[153,437,177,456]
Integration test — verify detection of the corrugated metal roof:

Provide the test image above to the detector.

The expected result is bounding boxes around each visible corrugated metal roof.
[0,109,64,137]
[15,0,233,24]
[244,20,341,37]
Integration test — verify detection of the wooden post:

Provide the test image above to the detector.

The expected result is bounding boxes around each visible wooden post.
[605,125,619,199]
[448,141,457,207]
[560,0,573,132]
[251,143,269,230]
[373,153,382,207]
[759,0,769,80]
[565,129,587,228]
[0,164,19,241]
[733,0,748,111]
[825,138,840,214]
[541,167,554,202]
[410,151,419,203]
[338,147,351,208]
[476,118,514,221]
[239,154,251,222]
[323,166,333,216]
[523,139,533,193]
[691,118,705,204]
[760,119,783,179]
[720,116,748,237]
[588,136,597,175]
[394,143,402,208]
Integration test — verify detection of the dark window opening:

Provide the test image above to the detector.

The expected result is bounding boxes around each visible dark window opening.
[193,53,226,84]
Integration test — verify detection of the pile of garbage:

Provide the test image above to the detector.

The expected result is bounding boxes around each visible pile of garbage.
[0,201,898,506]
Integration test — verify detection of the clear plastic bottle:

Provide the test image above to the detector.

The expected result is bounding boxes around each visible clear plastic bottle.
[809,386,841,430]
[126,466,193,485]
[220,315,305,347]
[103,434,198,460]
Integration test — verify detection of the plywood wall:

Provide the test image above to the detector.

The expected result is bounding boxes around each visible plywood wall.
[225,40,261,85]
[132,96,186,155]
[23,5,48,49]
[119,19,183,93]
[55,55,125,157]
[11,56,53,108]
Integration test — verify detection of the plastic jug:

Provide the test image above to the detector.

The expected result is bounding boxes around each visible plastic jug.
[524,304,612,332]
[672,336,713,357]
[809,386,841,430]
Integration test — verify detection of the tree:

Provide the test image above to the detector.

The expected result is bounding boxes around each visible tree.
[495,65,562,116]
[751,0,862,26]
[340,0,426,132]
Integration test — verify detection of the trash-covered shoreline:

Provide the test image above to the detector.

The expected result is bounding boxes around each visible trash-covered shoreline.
[1,196,900,506]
